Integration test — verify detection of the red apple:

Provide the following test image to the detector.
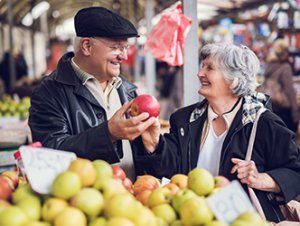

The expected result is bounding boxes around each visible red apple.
[130,94,160,118]
[214,175,230,188]
[170,174,188,189]
[1,171,19,189]
[133,175,160,195]
[122,177,133,193]
[111,165,126,181]
[0,176,13,200]
[135,190,152,206]
[162,183,180,195]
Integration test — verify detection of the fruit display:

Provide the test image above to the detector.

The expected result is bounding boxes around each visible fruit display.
[0,95,30,120]
[130,94,160,118]
[0,158,271,226]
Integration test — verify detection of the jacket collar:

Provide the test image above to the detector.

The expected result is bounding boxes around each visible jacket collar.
[190,92,270,125]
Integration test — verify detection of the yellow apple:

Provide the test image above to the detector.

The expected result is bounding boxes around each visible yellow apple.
[152,203,177,224]
[42,197,68,222]
[92,159,113,179]
[188,168,214,196]
[0,199,11,213]
[232,211,265,226]
[206,220,229,226]
[68,158,97,187]
[131,206,157,226]
[51,171,81,200]
[0,206,29,226]
[170,219,183,226]
[179,196,214,226]
[147,187,173,208]
[12,184,36,204]
[93,177,127,200]
[54,206,87,226]
[1,171,19,189]
[23,221,51,226]
[156,217,168,226]
[171,188,197,213]
[214,176,230,188]
[17,196,42,221]
[106,217,135,226]
[89,217,107,226]
[104,193,138,219]
[170,174,188,189]
[70,187,104,219]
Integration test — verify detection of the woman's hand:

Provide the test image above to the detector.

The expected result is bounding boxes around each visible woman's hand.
[141,117,161,153]
[231,158,281,193]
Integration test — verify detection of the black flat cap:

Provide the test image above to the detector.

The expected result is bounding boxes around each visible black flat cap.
[74,7,139,38]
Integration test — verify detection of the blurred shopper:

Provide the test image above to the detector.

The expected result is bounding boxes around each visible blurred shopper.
[139,43,300,222]
[263,39,299,133]
[29,7,159,181]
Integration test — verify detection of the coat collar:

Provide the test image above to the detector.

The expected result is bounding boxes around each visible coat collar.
[190,92,270,125]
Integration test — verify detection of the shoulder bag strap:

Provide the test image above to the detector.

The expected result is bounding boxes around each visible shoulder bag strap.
[246,107,267,220]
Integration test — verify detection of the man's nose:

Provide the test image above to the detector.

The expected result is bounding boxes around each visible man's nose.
[119,50,128,60]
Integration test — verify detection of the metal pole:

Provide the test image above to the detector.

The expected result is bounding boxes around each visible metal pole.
[7,0,16,92]
[183,0,200,106]
[145,0,156,95]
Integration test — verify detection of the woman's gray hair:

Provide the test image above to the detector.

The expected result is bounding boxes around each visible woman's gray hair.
[200,43,260,96]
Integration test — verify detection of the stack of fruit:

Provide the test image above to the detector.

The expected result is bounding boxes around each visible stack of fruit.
[0,157,271,226]
[0,95,30,119]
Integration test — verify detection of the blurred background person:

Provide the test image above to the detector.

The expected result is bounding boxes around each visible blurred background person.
[263,39,299,133]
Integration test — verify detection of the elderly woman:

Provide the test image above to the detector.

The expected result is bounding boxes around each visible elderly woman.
[136,43,300,222]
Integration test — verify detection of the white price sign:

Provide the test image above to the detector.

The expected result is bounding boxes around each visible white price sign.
[207,180,256,224]
[19,146,76,195]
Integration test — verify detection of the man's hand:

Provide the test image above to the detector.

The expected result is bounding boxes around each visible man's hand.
[231,158,281,193]
[141,117,160,153]
[108,102,158,141]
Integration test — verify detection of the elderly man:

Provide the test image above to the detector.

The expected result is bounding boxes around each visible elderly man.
[29,7,160,181]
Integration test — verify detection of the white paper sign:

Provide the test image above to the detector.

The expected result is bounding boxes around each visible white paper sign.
[19,146,76,194]
[207,180,256,224]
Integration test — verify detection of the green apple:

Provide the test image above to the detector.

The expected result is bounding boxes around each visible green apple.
[42,197,68,222]
[106,217,135,226]
[188,168,214,196]
[152,203,177,224]
[94,177,127,200]
[70,187,104,219]
[171,188,197,213]
[51,171,81,200]
[12,184,36,204]
[232,212,265,226]
[89,217,107,226]
[68,158,97,187]
[147,187,173,208]
[93,159,113,179]
[23,221,51,226]
[205,220,229,226]
[54,206,87,226]
[179,196,214,226]
[130,206,157,226]
[170,174,188,189]
[17,196,42,221]
[104,193,138,219]
[0,206,29,226]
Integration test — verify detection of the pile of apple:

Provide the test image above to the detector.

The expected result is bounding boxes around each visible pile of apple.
[0,95,31,119]
[132,168,270,226]
[0,158,270,226]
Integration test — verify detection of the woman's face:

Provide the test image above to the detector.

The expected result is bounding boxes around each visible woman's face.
[198,56,233,100]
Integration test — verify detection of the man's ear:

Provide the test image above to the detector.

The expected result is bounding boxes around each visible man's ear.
[80,38,92,56]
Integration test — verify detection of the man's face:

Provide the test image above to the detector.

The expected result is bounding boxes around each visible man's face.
[89,37,129,81]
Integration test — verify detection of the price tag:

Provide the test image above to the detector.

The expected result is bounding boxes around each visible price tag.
[207,180,256,224]
[19,146,76,195]
[161,177,171,187]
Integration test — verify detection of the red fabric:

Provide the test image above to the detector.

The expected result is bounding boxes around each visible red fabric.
[144,4,192,66]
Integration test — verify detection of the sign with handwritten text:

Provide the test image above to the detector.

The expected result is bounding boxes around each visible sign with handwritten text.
[207,180,256,224]
[19,146,76,194]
